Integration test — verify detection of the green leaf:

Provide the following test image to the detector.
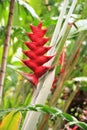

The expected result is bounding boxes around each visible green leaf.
[28,0,42,15]
[17,0,40,20]
[77,122,87,130]
[61,113,78,122]
[0,105,87,130]
[0,111,22,130]
[69,20,87,38]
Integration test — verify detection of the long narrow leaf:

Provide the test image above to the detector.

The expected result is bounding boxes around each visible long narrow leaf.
[17,0,40,20]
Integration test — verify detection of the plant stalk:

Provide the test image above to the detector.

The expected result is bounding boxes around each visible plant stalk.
[0,0,15,103]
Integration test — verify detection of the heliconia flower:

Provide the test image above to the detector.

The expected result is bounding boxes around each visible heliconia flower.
[20,22,53,86]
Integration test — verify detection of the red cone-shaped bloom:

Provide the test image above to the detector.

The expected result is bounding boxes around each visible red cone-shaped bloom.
[21,22,53,86]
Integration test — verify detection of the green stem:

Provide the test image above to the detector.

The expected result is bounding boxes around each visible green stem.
[54,23,73,65]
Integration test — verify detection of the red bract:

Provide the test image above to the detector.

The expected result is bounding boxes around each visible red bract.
[34,66,51,78]
[30,24,47,37]
[24,42,37,51]
[23,50,37,59]
[35,46,52,55]
[26,36,50,46]
[22,59,37,71]
[21,22,53,86]
[18,71,38,86]
[35,55,54,66]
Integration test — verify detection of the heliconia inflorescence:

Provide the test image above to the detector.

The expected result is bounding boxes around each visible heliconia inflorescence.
[21,22,53,86]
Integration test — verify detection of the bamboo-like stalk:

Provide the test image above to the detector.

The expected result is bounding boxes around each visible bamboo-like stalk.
[0,0,15,103]
[57,0,77,44]
[48,0,69,57]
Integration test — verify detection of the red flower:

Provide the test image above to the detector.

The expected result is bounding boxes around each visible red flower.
[20,22,53,86]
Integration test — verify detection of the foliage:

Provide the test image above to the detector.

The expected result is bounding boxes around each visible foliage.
[0,111,22,130]
[0,104,87,130]
[0,0,87,130]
